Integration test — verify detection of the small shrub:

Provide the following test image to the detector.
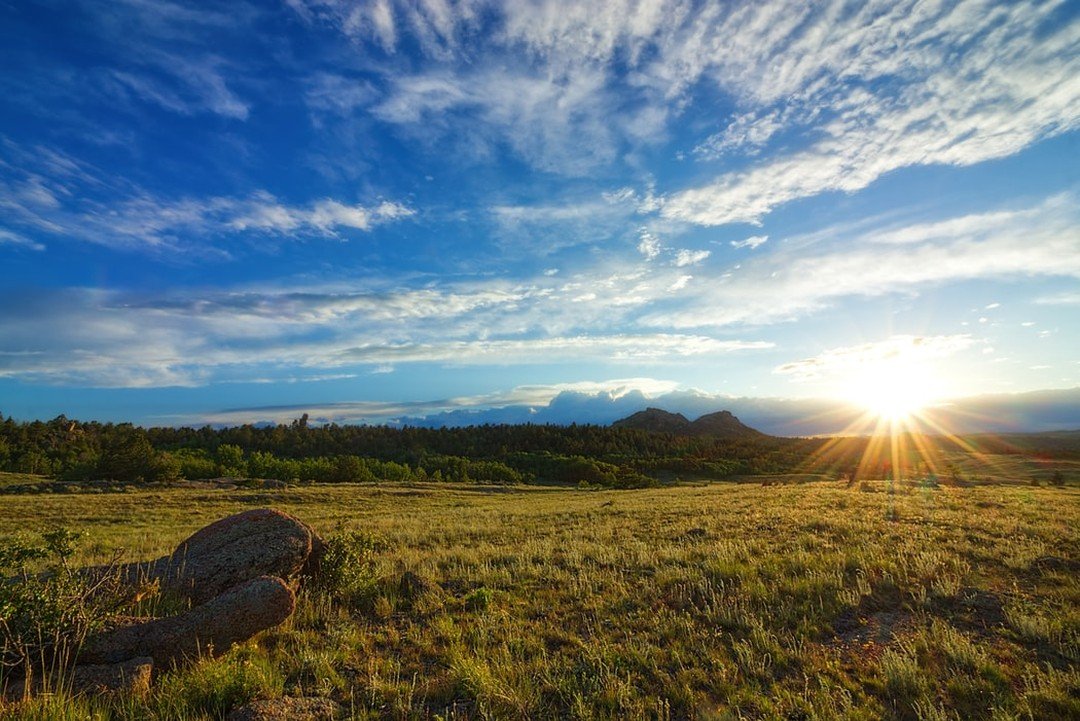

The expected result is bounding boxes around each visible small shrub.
[0,528,123,696]
[308,530,381,609]
[464,586,494,612]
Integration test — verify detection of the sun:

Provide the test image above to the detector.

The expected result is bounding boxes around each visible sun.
[846,361,939,425]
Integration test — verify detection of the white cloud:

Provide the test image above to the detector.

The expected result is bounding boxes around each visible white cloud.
[107,50,249,120]
[0,144,416,249]
[730,235,768,250]
[232,197,415,233]
[371,65,627,174]
[290,1,1078,191]
[637,228,662,260]
[668,275,692,292]
[1035,292,1080,305]
[331,335,772,366]
[0,228,45,251]
[673,249,710,267]
[643,194,1080,328]
[775,335,975,380]
[0,274,774,387]
[662,1,1079,226]
[694,108,786,159]
[185,376,684,426]
[304,73,377,115]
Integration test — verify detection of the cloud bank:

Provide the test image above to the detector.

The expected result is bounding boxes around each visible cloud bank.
[186,384,1080,437]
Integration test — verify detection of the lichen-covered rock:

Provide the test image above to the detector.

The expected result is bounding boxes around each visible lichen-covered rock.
[80,575,295,668]
[70,656,153,696]
[81,508,326,604]
[226,697,342,721]
[163,508,318,604]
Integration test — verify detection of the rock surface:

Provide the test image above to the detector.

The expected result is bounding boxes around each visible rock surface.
[82,508,325,604]
[70,656,154,696]
[226,697,342,721]
[80,575,295,668]
[0,656,154,700]
[163,508,318,604]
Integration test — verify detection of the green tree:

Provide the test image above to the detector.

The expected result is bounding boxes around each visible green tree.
[216,444,247,477]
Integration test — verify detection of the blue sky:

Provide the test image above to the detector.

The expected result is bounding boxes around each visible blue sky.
[1,0,1078,429]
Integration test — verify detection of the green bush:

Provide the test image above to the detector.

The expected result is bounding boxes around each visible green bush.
[464,586,494,612]
[0,528,123,693]
[308,530,382,608]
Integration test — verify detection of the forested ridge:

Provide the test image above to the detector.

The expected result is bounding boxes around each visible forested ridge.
[0,412,818,488]
[2,412,1074,489]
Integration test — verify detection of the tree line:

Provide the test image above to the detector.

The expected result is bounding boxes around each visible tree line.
[0,413,817,488]
[9,412,1061,488]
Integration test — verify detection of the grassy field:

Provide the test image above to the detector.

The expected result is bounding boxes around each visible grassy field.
[1,478,1078,720]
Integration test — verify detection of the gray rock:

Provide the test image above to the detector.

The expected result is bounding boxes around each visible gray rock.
[80,575,295,669]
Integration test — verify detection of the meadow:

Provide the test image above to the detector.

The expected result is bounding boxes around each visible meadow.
[1,477,1077,720]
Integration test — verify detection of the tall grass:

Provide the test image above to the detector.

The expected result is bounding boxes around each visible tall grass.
[1,481,1077,719]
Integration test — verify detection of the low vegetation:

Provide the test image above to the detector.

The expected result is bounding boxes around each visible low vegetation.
[1,480,1077,719]
[1,413,1076,492]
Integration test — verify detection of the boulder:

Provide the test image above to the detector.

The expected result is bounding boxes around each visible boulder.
[80,575,295,669]
[0,656,153,700]
[70,656,153,696]
[227,697,342,721]
[81,508,325,604]
[163,508,318,604]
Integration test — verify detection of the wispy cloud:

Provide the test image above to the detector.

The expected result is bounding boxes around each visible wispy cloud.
[673,249,710,267]
[2,189,1075,388]
[643,194,1080,328]
[1035,292,1080,305]
[80,193,413,248]
[730,235,767,250]
[693,109,787,159]
[329,335,771,366]
[0,228,45,251]
[0,142,414,249]
[229,196,414,233]
[637,229,662,260]
[371,66,626,174]
[183,376,683,426]
[0,277,773,387]
[775,335,975,380]
[662,1,1078,225]
[293,0,1076,194]
[108,57,249,120]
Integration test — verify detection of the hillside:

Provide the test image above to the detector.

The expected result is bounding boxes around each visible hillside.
[612,407,766,439]
[611,407,691,434]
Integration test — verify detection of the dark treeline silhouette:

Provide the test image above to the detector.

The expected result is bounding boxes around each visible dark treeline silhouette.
[2,412,1073,488]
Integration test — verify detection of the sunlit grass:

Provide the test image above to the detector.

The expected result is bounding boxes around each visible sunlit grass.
[1,481,1077,719]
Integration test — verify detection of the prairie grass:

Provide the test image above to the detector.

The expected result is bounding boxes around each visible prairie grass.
[0,480,1077,719]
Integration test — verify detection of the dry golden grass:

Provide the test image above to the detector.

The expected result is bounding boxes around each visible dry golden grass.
[1,480,1078,720]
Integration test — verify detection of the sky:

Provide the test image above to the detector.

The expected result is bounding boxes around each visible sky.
[0,0,1078,431]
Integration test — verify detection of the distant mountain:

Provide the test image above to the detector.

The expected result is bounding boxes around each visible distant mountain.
[204,386,1080,437]
[612,408,690,433]
[613,407,766,439]
[689,410,767,439]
